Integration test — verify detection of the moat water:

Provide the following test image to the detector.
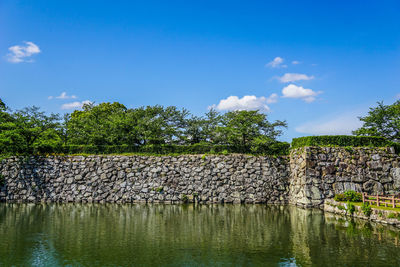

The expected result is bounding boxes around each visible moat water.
[0,204,399,266]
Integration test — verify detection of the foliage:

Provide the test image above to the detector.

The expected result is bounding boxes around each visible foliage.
[0,174,4,187]
[344,190,362,202]
[353,100,400,142]
[361,202,372,217]
[387,213,399,219]
[334,190,362,202]
[181,194,189,203]
[346,202,356,215]
[0,100,289,155]
[334,193,346,202]
[215,110,287,148]
[250,136,290,155]
[155,187,163,193]
[291,135,390,148]
[0,104,61,154]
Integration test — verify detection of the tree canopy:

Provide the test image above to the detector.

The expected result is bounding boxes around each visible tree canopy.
[353,100,400,142]
[0,99,288,155]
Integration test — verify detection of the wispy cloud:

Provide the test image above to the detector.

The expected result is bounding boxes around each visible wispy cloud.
[292,61,301,65]
[278,73,314,83]
[7,41,41,63]
[266,57,286,68]
[266,93,278,104]
[296,111,363,135]
[48,92,77,100]
[211,95,270,112]
[281,84,321,102]
[61,100,92,110]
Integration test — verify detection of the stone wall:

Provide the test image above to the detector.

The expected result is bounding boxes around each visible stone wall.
[289,147,400,207]
[0,155,289,204]
[1,147,400,206]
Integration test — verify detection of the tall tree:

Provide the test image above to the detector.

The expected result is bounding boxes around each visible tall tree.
[216,110,287,147]
[0,106,60,153]
[353,101,400,142]
[67,102,129,146]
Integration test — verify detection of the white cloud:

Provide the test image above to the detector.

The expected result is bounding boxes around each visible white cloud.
[292,61,301,65]
[58,92,77,99]
[48,92,77,100]
[278,73,314,83]
[282,84,321,102]
[61,100,92,110]
[296,112,363,135]
[212,95,270,112]
[7,41,41,63]
[266,57,286,68]
[266,93,278,104]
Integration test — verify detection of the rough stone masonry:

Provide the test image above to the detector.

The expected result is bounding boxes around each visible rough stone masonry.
[1,147,400,207]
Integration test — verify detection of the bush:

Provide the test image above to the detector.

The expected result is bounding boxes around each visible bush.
[181,194,189,203]
[361,202,372,217]
[4,142,291,156]
[347,202,356,215]
[291,135,390,148]
[334,190,362,202]
[250,136,290,155]
[344,190,362,202]
[334,193,346,202]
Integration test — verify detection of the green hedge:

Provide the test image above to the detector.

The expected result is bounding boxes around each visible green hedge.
[291,135,391,148]
[10,142,290,156]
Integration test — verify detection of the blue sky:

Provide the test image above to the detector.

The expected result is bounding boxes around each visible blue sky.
[1,0,399,141]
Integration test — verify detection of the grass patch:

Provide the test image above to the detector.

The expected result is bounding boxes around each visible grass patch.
[345,201,400,212]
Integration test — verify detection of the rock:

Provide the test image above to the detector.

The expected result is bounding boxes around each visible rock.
[363,180,384,194]
[391,168,400,189]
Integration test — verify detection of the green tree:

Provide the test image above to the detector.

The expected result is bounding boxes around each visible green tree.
[0,98,6,111]
[0,100,289,154]
[67,103,189,146]
[203,108,222,143]
[353,101,400,141]
[67,102,129,146]
[184,116,207,144]
[216,110,287,147]
[0,106,60,153]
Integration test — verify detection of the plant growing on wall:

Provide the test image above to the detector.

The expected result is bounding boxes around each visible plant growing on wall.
[346,202,355,215]
[344,190,362,202]
[334,190,362,202]
[361,202,372,217]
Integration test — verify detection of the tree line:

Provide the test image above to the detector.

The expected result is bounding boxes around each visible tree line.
[0,99,289,154]
[1,98,398,155]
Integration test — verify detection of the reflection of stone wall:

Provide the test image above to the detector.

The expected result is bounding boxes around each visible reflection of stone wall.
[289,147,400,207]
[324,199,400,227]
[0,155,289,204]
[1,147,400,205]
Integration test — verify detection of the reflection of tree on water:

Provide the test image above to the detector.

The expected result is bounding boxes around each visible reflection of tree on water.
[0,204,400,266]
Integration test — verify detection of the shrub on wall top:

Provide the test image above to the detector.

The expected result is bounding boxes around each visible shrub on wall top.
[291,135,391,148]
[26,142,290,156]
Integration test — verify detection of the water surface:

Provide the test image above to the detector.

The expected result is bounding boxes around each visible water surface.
[1,204,399,266]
